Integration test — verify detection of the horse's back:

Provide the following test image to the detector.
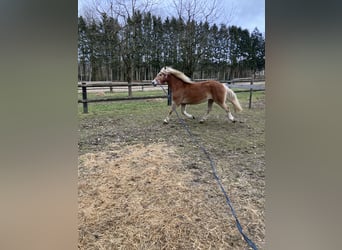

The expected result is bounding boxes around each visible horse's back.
[179,80,226,104]
[199,80,227,97]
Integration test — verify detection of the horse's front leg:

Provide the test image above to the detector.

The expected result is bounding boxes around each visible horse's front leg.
[163,103,178,124]
[181,104,195,120]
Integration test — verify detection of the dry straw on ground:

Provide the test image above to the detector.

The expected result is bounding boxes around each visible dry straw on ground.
[79,142,263,249]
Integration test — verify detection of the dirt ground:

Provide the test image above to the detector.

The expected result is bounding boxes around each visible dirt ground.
[78,93,265,249]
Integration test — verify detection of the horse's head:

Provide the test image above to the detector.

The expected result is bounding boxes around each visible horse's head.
[152,67,169,86]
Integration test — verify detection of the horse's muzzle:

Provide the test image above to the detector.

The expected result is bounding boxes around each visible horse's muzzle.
[152,80,158,86]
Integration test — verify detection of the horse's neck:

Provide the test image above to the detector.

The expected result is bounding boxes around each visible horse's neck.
[168,75,185,91]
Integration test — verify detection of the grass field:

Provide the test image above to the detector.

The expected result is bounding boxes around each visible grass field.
[78,90,265,249]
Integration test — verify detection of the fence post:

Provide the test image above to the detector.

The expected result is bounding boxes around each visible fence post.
[82,82,88,113]
[249,75,254,109]
[167,87,172,106]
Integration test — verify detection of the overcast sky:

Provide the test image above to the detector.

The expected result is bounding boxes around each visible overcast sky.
[78,0,264,34]
[226,0,264,34]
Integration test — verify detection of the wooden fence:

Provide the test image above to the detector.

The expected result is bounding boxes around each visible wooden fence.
[78,78,265,114]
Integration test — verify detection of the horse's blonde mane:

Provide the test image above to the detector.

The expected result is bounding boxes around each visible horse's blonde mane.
[161,67,193,83]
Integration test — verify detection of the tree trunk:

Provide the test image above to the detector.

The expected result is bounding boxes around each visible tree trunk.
[127,62,133,97]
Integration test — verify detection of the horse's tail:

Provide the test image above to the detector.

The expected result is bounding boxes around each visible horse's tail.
[225,86,243,112]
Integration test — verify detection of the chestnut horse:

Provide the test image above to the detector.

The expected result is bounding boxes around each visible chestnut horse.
[152,66,243,124]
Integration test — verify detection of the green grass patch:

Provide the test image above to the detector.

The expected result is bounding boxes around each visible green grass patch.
[78,99,167,117]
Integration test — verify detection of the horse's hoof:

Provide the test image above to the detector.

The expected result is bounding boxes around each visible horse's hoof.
[199,120,204,123]
[163,120,169,124]
[192,116,196,120]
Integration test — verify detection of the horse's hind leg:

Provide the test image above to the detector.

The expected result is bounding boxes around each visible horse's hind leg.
[200,99,214,123]
[218,102,235,122]
[181,104,195,120]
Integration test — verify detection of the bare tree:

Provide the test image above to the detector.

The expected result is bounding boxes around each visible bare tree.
[171,0,225,24]
[168,0,227,77]
[87,0,158,96]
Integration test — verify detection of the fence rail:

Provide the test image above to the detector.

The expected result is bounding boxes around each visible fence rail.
[77,82,152,88]
[78,79,265,113]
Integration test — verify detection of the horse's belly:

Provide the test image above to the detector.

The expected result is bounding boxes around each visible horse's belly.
[182,94,211,104]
